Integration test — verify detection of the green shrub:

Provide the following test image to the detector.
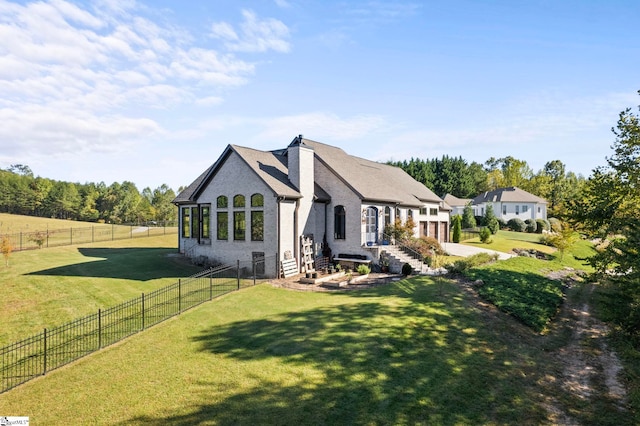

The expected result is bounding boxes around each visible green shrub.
[462,204,476,229]
[487,217,499,234]
[507,218,526,232]
[401,262,413,276]
[447,252,498,274]
[497,218,507,229]
[479,227,492,244]
[525,219,537,233]
[357,264,371,275]
[535,219,548,234]
[548,217,562,233]
[451,215,462,243]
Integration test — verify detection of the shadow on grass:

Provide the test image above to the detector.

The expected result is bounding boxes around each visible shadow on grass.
[27,247,196,281]
[123,278,550,425]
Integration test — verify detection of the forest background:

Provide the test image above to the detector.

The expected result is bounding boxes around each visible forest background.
[0,154,582,226]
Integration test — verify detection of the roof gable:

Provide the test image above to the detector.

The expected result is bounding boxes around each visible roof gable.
[471,187,548,204]
[174,137,445,207]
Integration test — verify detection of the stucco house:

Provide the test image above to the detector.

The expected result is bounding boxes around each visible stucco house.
[442,194,472,217]
[470,187,547,221]
[173,136,450,277]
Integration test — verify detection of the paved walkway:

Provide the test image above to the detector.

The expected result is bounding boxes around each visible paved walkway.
[442,242,515,260]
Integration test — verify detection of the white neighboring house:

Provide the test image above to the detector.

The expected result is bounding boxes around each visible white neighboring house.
[173,136,451,277]
[442,194,472,217]
[471,187,548,221]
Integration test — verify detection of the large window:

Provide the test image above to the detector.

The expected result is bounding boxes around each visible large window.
[181,207,191,238]
[233,194,245,208]
[334,205,346,239]
[234,211,246,240]
[251,193,264,241]
[217,196,228,208]
[217,212,228,240]
[190,206,199,240]
[384,206,391,227]
[502,205,507,215]
[200,205,210,239]
[251,211,264,241]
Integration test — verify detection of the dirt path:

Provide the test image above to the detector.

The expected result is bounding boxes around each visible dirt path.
[541,274,629,424]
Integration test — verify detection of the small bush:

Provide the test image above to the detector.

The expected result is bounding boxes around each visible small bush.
[549,217,562,233]
[357,264,371,275]
[535,219,549,234]
[479,227,492,244]
[402,262,413,276]
[447,252,498,274]
[451,215,462,243]
[507,218,526,232]
[487,218,499,234]
[525,219,537,233]
[497,218,507,229]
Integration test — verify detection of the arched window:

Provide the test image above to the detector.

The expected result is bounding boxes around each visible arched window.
[384,206,391,227]
[334,205,346,240]
[233,194,245,208]
[217,195,228,209]
[251,193,264,207]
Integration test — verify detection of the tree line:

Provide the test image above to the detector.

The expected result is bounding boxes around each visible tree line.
[0,165,178,224]
[388,155,586,218]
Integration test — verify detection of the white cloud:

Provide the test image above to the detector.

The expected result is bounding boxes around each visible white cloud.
[0,0,287,167]
[210,9,291,53]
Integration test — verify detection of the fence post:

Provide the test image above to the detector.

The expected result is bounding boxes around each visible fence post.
[43,328,47,375]
[141,293,145,330]
[253,257,256,286]
[178,279,182,313]
[92,226,94,243]
[20,232,23,251]
[130,225,133,239]
[98,309,102,349]
[209,273,213,301]
[70,228,73,245]
[237,260,240,290]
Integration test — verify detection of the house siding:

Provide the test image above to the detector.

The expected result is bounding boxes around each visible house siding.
[178,151,279,276]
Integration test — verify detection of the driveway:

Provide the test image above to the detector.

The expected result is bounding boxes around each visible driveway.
[442,242,515,260]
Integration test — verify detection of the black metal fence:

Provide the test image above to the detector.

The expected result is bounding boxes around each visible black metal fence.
[1,222,178,252]
[0,254,273,394]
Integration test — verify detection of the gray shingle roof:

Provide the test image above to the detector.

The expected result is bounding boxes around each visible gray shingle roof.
[471,187,547,204]
[301,139,442,206]
[442,194,472,207]
[174,137,443,207]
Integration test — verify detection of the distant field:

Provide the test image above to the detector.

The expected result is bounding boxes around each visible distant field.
[0,234,201,346]
[0,213,177,251]
[0,213,102,233]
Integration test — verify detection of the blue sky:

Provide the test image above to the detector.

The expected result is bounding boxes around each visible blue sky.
[1,0,638,191]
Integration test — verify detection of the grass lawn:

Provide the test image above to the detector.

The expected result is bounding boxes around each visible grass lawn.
[0,213,100,233]
[462,229,556,254]
[461,238,594,332]
[1,278,634,425]
[0,234,202,346]
[0,232,635,424]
